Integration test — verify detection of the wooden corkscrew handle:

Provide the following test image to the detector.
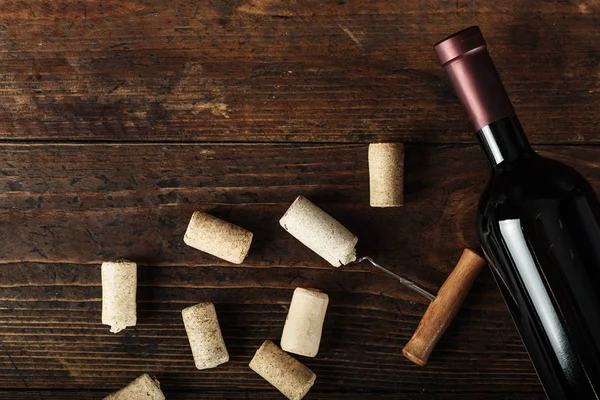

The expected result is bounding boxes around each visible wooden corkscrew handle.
[403,248,486,366]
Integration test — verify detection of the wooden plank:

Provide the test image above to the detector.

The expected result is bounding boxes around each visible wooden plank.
[0,390,547,400]
[2,143,600,395]
[0,284,536,390]
[0,1,598,143]
[0,143,490,286]
[1,143,598,280]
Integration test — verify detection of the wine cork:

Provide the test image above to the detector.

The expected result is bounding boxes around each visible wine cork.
[279,196,357,267]
[281,288,329,357]
[184,211,253,264]
[369,143,404,207]
[403,249,486,366]
[102,261,136,334]
[104,373,165,400]
[182,302,229,370]
[249,340,316,400]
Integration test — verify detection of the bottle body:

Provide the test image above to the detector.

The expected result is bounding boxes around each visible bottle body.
[477,118,600,399]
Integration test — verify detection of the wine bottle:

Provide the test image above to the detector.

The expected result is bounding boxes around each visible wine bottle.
[435,27,600,399]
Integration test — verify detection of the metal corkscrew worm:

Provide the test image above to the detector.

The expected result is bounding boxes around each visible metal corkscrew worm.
[355,256,436,301]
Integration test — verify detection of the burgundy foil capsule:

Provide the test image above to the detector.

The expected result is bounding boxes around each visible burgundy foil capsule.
[434,26,516,132]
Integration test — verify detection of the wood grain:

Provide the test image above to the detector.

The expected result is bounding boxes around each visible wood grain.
[0,1,598,143]
[0,143,488,283]
[2,142,600,396]
[0,390,547,400]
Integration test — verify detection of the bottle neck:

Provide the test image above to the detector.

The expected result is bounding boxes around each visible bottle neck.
[476,116,535,170]
[434,27,534,171]
[435,27,516,132]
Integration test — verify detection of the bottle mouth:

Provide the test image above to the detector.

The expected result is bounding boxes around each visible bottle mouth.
[434,26,486,66]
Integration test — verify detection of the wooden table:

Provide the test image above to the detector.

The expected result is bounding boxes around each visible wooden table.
[0,1,598,398]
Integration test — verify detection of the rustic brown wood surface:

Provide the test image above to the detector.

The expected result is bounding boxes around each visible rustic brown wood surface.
[0,1,599,144]
[2,144,600,398]
[0,391,548,400]
[0,0,599,398]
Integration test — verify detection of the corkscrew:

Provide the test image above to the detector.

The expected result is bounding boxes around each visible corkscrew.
[280,196,486,365]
